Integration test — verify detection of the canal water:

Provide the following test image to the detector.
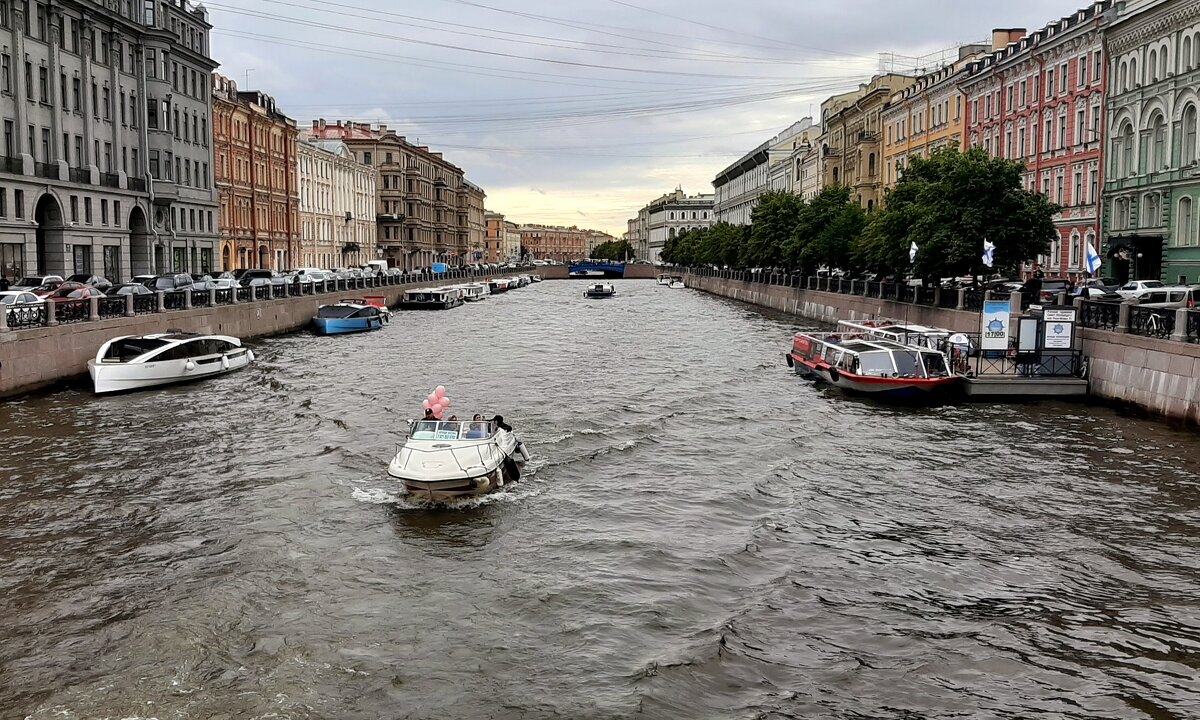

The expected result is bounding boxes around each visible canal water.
[1,279,1198,719]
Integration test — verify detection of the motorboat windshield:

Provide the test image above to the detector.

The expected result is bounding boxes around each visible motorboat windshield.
[409,420,496,441]
[317,304,373,319]
[103,337,172,362]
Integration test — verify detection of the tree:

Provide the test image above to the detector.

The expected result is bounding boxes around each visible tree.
[744,192,804,268]
[862,146,1059,280]
[787,185,863,275]
[591,239,634,261]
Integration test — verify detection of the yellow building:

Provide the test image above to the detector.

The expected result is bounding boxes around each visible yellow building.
[880,45,991,191]
[820,74,916,211]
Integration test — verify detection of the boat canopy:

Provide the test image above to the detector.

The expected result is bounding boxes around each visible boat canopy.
[409,420,497,441]
[316,303,376,319]
[798,333,951,379]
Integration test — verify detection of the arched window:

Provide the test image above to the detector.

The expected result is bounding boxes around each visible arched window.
[1178,197,1194,247]
[1149,49,1158,82]
[1152,113,1168,171]
[1130,56,1139,88]
[832,167,839,183]
[1183,104,1198,166]
[1161,45,1169,80]
[1069,231,1081,268]
[1185,36,1193,72]
[1121,122,1135,177]
[1143,193,1161,227]
[1119,61,1128,92]
[868,153,876,176]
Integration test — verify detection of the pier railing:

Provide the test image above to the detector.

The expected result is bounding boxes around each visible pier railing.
[1,266,535,334]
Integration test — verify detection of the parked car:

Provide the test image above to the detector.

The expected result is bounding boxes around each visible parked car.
[11,275,64,291]
[1077,286,1123,301]
[1023,279,1072,305]
[1137,286,1200,310]
[48,286,105,302]
[68,275,113,289]
[151,273,195,292]
[1116,279,1166,299]
[0,290,44,307]
[106,283,153,296]
[32,280,85,298]
[211,278,239,290]
[190,279,222,291]
[234,268,273,284]
[130,274,157,287]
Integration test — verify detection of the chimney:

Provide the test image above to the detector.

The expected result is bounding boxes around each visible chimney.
[991,28,1026,51]
[379,124,388,133]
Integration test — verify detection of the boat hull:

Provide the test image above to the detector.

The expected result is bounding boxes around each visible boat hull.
[88,348,254,394]
[397,299,463,310]
[807,361,958,400]
[312,316,384,335]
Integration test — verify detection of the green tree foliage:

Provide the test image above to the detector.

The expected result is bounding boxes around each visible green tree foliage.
[857,146,1059,279]
[789,186,865,274]
[743,192,804,268]
[591,240,635,261]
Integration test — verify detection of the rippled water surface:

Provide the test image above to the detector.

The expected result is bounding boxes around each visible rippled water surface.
[2,279,1199,719]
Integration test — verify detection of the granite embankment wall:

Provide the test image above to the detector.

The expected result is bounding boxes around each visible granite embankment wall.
[0,275,512,398]
[687,272,1200,425]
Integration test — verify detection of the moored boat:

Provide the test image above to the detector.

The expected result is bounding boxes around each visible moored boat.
[458,283,490,302]
[398,287,464,310]
[786,329,957,400]
[88,332,254,394]
[656,273,671,286]
[668,276,685,289]
[388,418,531,501]
[488,277,513,294]
[530,274,543,283]
[312,301,386,335]
[583,282,616,299]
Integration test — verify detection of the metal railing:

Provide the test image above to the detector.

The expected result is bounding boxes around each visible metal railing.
[918,286,937,305]
[963,290,985,312]
[1079,300,1119,331]
[215,288,234,305]
[881,283,898,300]
[98,296,127,319]
[1189,311,1200,344]
[163,292,186,311]
[55,299,90,324]
[133,294,157,314]
[866,281,881,297]
[236,286,253,302]
[938,290,959,309]
[191,289,211,307]
[253,285,271,301]
[6,303,45,328]
[1128,306,1174,339]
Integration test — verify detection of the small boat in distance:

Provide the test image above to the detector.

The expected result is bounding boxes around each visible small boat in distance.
[530,274,543,283]
[786,329,957,401]
[398,287,464,310]
[458,283,490,302]
[88,332,254,394]
[388,418,530,501]
[668,276,685,289]
[312,301,386,335]
[656,273,671,286]
[488,278,513,294]
[583,282,616,299]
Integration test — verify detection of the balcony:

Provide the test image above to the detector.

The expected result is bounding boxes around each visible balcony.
[0,156,21,174]
[376,212,406,223]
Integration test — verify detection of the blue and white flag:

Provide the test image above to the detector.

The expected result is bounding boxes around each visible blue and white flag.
[982,239,996,268]
[1085,240,1103,274]
[909,242,918,264]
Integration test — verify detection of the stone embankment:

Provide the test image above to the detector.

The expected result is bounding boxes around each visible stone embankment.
[684,269,1200,425]
[0,270,522,398]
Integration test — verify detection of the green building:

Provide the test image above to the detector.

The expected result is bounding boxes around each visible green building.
[1102,0,1200,283]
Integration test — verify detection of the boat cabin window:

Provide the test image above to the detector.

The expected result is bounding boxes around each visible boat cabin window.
[410,420,494,440]
[922,352,949,377]
[154,339,237,361]
[892,350,923,378]
[105,338,170,362]
[857,351,895,377]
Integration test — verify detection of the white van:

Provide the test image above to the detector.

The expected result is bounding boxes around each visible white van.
[362,260,389,276]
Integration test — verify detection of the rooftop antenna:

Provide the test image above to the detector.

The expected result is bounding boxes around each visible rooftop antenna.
[244,68,254,88]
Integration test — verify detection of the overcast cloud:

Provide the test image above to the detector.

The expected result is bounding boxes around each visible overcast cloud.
[209,0,1079,236]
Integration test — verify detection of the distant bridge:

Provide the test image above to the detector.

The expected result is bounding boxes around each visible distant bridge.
[568,261,627,278]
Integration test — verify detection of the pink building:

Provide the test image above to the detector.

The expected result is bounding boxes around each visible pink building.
[961,3,1110,281]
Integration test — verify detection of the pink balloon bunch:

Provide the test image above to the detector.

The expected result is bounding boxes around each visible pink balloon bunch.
[421,385,452,420]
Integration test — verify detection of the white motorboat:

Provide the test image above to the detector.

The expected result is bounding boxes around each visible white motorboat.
[583,282,616,299]
[656,273,671,286]
[458,283,490,302]
[668,276,685,289]
[88,332,254,394]
[388,418,531,501]
[530,274,543,283]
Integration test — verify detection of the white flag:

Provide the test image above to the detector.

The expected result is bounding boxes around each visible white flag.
[1085,240,1103,274]
[909,242,918,264]
[982,239,995,268]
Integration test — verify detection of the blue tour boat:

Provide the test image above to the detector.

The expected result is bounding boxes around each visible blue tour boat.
[312,301,387,335]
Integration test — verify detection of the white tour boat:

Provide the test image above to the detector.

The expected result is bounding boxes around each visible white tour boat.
[668,276,686,289]
[458,283,490,302]
[656,273,671,286]
[583,282,616,299]
[88,332,254,394]
[388,417,531,501]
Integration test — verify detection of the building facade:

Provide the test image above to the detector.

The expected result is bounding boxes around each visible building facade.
[880,44,989,189]
[640,190,715,262]
[519,224,611,261]
[963,6,1108,281]
[1103,0,1200,283]
[821,74,916,211]
[0,0,216,284]
[797,143,823,199]
[296,138,376,269]
[485,210,520,264]
[306,120,472,270]
[713,139,770,226]
[212,74,300,271]
[767,118,821,194]
[464,180,486,263]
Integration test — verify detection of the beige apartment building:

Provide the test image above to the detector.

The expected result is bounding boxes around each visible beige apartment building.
[820,74,916,211]
[485,210,523,264]
[519,224,612,261]
[305,120,478,270]
[464,180,486,263]
[297,137,376,269]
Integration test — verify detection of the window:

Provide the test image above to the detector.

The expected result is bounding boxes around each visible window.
[14,189,22,218]
[84,197,92,223]
[146,97,157,129]
[1046,68,1054,98]
[1,53,9,94]
[1150,49,1159,82]
[1069,232,1081,268]
[23,61,31,100]
[1183,104,1198,166]
[37,65,46,102]
[1078,56,1087,87]
[101,198,108,225]
[1089,168,1098,205]
[1152,113,1168,171]
[1177,197,1194,247]
[1073,170,1082,206]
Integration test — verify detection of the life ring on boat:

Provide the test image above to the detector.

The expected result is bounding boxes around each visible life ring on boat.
[221,355,230,370]
[185,360,195,372]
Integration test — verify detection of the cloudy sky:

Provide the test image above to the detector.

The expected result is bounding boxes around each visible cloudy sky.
[208,0,1080,237]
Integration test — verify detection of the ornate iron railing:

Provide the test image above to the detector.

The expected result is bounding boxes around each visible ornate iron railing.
[55,299,91,324]
[215,288,234,304]
[1188,311,1200,343]
[963,290,985,312]
[938,289,959,309]
[253,285,271,301]
[1079,300,1119,331]
[236,286,253,302]
[1129,306,1174,339]
[881,283,898,300]
[163,292,186,311]
[98,296,127,319]
[191,289,211,307]
[866,281,881,297]
[6,303,46,328]
[918,286,937,305]
[133,294,157,314]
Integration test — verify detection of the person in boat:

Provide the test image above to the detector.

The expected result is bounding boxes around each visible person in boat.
[423,408,435,421]
[492,414,513,433]
[465,415,489,439]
